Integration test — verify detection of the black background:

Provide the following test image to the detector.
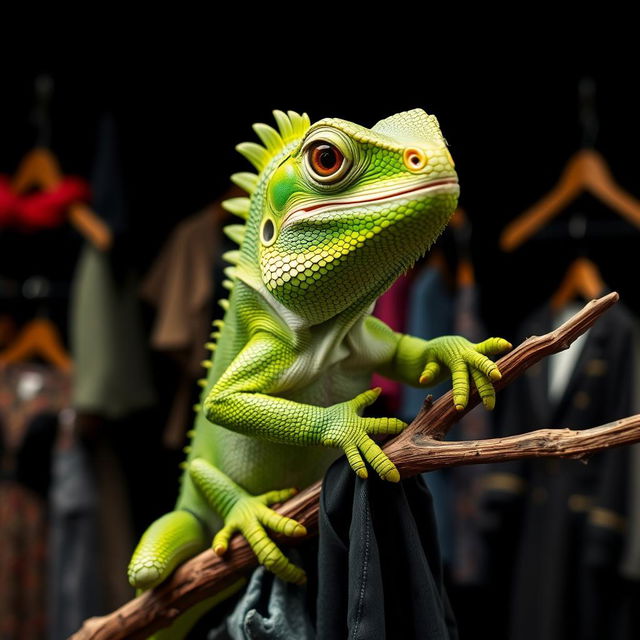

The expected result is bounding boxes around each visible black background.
[3,45,640,638]
[3,57,638,342]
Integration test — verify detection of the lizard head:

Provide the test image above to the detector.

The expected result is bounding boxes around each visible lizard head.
[243,109,459,325]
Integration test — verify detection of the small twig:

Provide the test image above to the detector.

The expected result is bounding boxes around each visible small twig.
[72,292,636,640]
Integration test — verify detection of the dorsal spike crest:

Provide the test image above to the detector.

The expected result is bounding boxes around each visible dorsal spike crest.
[252,123,284,154]
[287,111,306,138]
[223,250,240,265]
[236,142,271,171]
[222,280,233,291]
[223,224,246,246]
[230,172,259,195]
[222,197,250,220]
[272,109,293,141]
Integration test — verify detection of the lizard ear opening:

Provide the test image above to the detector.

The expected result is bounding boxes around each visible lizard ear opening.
[261,216,277,246]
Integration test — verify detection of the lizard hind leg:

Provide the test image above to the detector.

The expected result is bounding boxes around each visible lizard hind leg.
[189,457,308,584]
[128,509,208,590]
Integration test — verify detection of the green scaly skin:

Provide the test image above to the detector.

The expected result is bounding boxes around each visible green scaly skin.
[128,109,511,636]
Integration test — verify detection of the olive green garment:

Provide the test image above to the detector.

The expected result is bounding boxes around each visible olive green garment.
[70,243,157,418]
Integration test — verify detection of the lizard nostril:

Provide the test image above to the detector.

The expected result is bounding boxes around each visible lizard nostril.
[403,148,428,172]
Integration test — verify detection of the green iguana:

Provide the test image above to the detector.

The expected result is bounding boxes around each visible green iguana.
[128,108,511,636]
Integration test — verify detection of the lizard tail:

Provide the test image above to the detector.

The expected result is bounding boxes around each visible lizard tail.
[128,509,207,590]
[128,509,247,638]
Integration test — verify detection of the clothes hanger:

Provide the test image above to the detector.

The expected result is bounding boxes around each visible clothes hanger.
[0,317,72,371]
[500,78,640,252]
[0,276,72,372]
[550,256,606,311]
[11,75,112,251]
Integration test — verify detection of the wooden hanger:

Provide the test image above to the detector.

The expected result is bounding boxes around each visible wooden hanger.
[550,257,606,311]
[500,149,640,252]
[12,146,113,251]
[0,317,72,372]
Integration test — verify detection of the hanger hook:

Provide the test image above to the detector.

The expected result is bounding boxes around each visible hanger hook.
[578,76,598,149]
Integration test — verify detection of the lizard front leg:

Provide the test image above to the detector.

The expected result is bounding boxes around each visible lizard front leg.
[203,331,407,481]
[365,315,512,411]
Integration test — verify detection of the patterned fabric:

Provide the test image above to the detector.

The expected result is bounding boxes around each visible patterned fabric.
[0,363,71,640]
[0,482,48,640]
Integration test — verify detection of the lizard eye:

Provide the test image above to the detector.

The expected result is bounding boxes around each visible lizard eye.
[305,141,350,183]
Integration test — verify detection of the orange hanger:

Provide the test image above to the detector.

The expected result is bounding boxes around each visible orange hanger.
[12,146,113,251]
[500,149,640,252]
[0,317,72,372]
[550,257,606,311]
[12,147,62,192]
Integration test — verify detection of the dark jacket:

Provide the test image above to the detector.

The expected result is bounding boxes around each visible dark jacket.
[482,298,635,640]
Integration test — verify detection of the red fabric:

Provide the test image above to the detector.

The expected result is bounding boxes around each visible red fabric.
[0,175,90,230]
[372,271,415,411]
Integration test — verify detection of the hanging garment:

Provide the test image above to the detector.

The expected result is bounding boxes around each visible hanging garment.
[140,205,222,448]
[0,174,90,230]
[207,549,315,640]
[398,265,456,566]
[316,456,458,640]
[0,363,70,640]
[70,110,156,420]
[448,282,494,585]
[0,481,48,640]
[400,265,453,423]
[481,297,635,640]
[372,271,415,413]
[70,243,156,418]
[619,319,640,581]
[47,410,102,640]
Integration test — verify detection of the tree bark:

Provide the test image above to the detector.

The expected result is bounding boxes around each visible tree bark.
[72,292,638,640]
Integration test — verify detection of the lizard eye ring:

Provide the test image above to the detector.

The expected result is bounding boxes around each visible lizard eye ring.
[403,148,428,172]
[261,216,277,246]
[304,140,351,184]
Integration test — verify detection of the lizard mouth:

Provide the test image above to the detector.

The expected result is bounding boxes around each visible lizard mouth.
[284,177,459,226]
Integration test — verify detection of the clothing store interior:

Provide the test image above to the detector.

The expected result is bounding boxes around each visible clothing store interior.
[3,62,640,640]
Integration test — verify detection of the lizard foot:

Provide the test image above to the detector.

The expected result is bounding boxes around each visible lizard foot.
[321,387,408,482]
[190,458,307,585]
[420,336,512,411]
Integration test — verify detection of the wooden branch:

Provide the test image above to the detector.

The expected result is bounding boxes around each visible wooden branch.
[73,292,639,640]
